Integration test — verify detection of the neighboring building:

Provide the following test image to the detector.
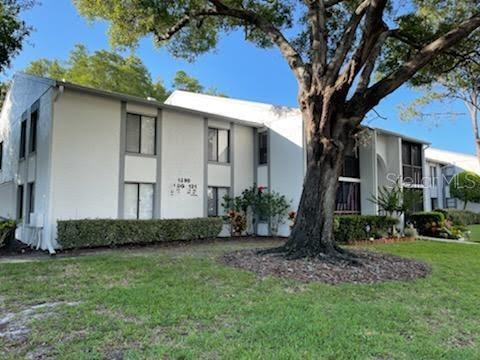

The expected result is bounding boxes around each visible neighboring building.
[167,91,430,226]
[0,75,432,252]
[0,74,262,252]
[425,148,480,212]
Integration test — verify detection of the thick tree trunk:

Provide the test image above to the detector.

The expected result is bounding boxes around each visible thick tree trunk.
[264,91,359,260]
[282,153,344,259]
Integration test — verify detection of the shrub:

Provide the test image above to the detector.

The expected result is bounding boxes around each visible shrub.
[409,212,445,237]
[0,220,16,249]
[404,225,418,239]
[434,208,480,226]
[334,215,398,244]
[57,218,223,249]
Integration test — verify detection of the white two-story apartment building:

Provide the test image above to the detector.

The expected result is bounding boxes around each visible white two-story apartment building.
[0,74,430,252]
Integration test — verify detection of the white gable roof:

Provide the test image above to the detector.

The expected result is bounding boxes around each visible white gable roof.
[166,90,301,126]
[426,147,480,174]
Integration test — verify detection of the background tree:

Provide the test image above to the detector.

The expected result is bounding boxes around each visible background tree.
[74,0,480,260]
[450,171,480,210]
[0,0,33,73]
[25,45,225,101]
[173,70,227,96]
[393,2,480,162]
[26,44,169,101]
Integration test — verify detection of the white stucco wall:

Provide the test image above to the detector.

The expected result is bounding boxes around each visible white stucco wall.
[161,110,205,218]
[269,117,304,237]
[233,125,254,196]
[50,90,121,225]
[208,163,231,187]
[0,74,55,250]
[125,155,157,183]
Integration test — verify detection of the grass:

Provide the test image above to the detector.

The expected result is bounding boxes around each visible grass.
[467,224,480,243]
[1,239,480,359]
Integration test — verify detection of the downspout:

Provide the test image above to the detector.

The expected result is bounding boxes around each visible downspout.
[44,84,65,255]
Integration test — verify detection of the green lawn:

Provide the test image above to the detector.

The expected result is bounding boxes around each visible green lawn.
[1,240,479,359]
[467,224,480,243]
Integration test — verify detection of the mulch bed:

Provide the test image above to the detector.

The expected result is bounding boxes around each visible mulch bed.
[221,248,431,285]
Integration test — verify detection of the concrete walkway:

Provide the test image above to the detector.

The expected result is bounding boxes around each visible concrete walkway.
[418,236,479,245]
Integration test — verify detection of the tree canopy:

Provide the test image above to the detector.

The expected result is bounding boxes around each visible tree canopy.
[450,171,480,210]
[392,1,480,161]
[25,44,225,101]
[26,44,169,101]
[0,0,33,73]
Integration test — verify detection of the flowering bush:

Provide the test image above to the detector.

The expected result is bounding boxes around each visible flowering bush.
[227,210,247,236]
[222,185,291,236]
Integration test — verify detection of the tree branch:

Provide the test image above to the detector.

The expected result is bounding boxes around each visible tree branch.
[348,12,480,117]
[326,0,370,84]
[152,0,308,86]
[152,8,221,42]
[354,29,390,95]
[305,0,328,74]
[207,0,308,84]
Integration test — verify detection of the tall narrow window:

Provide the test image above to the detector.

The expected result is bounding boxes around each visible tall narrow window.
[0,141,3,170]
[208,128,218,162]
[335,182,361,215]
[341,150,360,178]
[17,184,24,220]
[430,166,438,187]
[207,187,229,216]
[126,113,156,155]
[19,120,27,159]
[27,182,35,223]
[402,141,423,185]
[124,183,154,219]
[208,128,230,163]
[258,131,268,165]
[29,109,38,153]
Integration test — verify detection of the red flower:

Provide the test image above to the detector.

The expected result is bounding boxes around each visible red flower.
[258,186,265,193]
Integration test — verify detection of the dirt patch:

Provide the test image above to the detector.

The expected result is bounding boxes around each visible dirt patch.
[0,301,81,343]
[221,249,431,285]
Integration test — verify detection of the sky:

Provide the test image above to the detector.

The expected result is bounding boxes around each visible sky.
[3,0,476,156]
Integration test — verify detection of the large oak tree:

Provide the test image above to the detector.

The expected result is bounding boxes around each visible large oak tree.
[74,0,480,260]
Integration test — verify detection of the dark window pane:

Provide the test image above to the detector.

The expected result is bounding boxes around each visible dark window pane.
[126,114,141,153]
[402,142,411,165]
[342,154,360,178]
[17,185,24,220]
[335,182,361,214]
[412,144,422,166]
[208,128,218,162]
[29,110,38,153]
[27,182,35,223]
[19,120,27,158]
[258,132,268,165]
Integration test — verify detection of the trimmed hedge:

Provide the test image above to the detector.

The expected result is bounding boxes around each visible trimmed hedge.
[58,218,224,249]
[0,220,16,249]
[334,215,398,244]
[409,212,445,237]
[434,208,480,226]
